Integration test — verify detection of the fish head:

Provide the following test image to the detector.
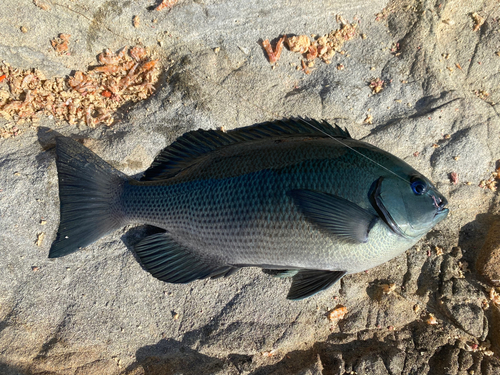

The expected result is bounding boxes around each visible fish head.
[369,174,449,239]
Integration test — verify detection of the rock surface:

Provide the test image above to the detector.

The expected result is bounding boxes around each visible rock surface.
[477,219,500,286]
[1,0,500,374]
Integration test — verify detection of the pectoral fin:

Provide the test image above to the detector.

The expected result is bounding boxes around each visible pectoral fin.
[134,233,236,283]
[287,270,346,300]
[289,189,378,243]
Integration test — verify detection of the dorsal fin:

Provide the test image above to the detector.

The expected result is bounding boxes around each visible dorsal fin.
[141,118,351,181]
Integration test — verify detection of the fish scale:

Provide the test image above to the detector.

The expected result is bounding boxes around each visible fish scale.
[123,145,409,270]
[49,118,448,299]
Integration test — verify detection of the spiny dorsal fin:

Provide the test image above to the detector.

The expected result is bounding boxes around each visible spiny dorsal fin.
[141,118,351,181]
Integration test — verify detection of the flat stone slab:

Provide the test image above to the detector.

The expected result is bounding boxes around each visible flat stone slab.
[1,0,500,374]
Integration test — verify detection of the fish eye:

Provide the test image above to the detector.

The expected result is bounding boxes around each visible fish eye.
[410,178,427,195]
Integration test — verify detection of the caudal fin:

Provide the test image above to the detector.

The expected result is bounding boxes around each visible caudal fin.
[49,137,128,258]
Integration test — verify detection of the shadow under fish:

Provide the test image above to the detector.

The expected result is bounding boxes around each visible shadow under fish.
[48,118,448,300]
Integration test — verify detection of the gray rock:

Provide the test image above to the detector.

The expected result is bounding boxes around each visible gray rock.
[1,0,500,374]
[0,45,71,77]
[353,354,390,375]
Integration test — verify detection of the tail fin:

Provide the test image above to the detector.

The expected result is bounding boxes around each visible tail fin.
[49,137,128,258]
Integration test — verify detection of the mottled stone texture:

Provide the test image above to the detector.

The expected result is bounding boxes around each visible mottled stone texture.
[1,0,500,374]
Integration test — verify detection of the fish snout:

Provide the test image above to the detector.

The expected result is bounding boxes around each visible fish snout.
[433,194,448,212]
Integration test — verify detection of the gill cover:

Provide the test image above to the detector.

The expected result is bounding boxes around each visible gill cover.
[369,176,448,239]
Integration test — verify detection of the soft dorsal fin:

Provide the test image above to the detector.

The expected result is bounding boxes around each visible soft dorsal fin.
[141,118,351,181]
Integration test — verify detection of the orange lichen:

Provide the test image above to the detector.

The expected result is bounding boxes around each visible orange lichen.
[280,19,358,73]
[286,35,311,54]
[33,0,50,11]
[51,34,70,55]
[0,124,20,139]
[133,15,140,28]
[380,283,396,295]
[262,36,285,64]
[489,288,500,306]
[98,48,127,65]
[426,313,438,325]
[472,12,485,32]
[35,232,45,247]
[328,305,348,322]
[306,45,318,60]
[130,46,148,62]
[262,349,277,357]
[301,60,311,74]
[475,90,489,100]
[138,60,157,74]
[479,165,500,191]
[156,0,178,11]
[370,78,384,94]
[435,246,444,256]
[0,45,159,128]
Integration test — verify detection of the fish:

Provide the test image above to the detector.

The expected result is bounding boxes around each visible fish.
[49,118,449,300]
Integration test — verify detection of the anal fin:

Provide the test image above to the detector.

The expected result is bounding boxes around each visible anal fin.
[134,233,234,283]
[287,270,346,300]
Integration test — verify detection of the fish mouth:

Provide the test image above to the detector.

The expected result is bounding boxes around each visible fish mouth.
[434,205,449,220]
[368,177,406,238]
[432,194,448,216]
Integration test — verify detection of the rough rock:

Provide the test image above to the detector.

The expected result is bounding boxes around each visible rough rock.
[476,218,500,286]
[1,0,500,374]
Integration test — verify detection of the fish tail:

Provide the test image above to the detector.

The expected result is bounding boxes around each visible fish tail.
[49,137,128,258]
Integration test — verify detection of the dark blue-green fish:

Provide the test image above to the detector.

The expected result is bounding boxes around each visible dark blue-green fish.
[49,119,448,299]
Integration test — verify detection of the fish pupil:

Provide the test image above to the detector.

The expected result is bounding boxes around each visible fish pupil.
[410,179,427,195]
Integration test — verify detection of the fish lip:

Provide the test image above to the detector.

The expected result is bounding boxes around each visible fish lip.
[368,177,406,238]
[435,207,449,218]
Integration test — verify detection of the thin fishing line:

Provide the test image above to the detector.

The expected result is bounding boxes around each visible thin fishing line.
[303,119,412,186]
[183,65,411,186]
